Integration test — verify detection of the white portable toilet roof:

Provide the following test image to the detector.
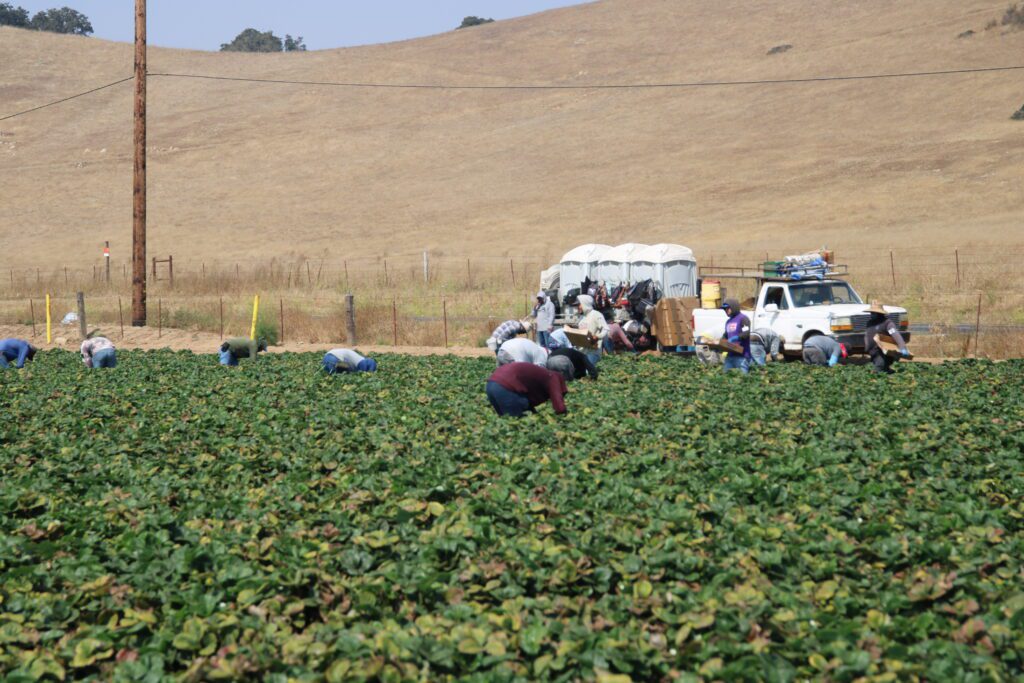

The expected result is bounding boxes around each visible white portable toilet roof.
[599,243,648,263]
[633,243,695,264]
[560,243,612,263]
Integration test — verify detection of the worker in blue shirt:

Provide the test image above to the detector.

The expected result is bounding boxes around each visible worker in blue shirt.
[0,339,38,369]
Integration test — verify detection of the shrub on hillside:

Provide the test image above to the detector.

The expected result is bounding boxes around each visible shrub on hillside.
[1012,104,1024,120]
[458,16,494,29]
[767,44,792,55]
[29,7,93,35]
[1001,3,1024,27]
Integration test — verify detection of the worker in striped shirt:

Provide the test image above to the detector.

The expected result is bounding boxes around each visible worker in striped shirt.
[81,336,117,368]
[486,319,532,353]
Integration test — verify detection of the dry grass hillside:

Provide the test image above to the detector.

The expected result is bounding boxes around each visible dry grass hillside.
[1,0,1023,267]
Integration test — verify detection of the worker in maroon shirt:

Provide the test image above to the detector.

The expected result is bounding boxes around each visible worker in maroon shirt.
[486,362,568,418]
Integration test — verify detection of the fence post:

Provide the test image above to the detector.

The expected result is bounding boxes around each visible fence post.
[105,241,110,283]
[889,251,896,289]
[467,259,472,288]
[955,249,961,289]
[316,260,323,286]
[392,299,398,346]
[306,261,312,286]
[168,255,174,289]
[118,297,124,340]
[46,294,51,343]
[344,260,349,289]
[29,299,36,337]
[76,291,87,340]
[345,293,357,344]
[974,292,982,358]
[423,250,429,284]
[152,256,156,279]
[442,298,449,348]
[384,260,389,287]
[279,298,285,344]
[510,259,516,286]
[65,267,69,287]
[158,299,162,338]
[219,297,224,340]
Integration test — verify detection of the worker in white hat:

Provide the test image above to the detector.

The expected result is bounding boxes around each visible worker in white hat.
[864,301,910,373]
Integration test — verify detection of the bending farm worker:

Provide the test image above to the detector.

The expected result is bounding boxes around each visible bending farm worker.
[219,337,267,366]
[486,319,531,353]
[0,338,37,369]
[485,362,568,418]
[576,294,608,365]
[496,337,549,367]
[864,301,910,373]
[323,348,378,374]
[81,336,117,369]
[532,291,556,349]
[750,327,783,366]
[547,347,599,382]
[802,336,847,367]
[546,327,572,350]
[721,299,752,374]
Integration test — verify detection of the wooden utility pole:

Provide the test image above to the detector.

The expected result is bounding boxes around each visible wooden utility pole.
[131,0,147,326]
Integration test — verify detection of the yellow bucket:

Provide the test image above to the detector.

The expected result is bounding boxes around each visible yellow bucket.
[701,280,722,309]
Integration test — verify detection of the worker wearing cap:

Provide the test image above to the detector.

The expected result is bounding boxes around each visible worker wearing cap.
[802,335,847,367]
[486,319,531,354]
[219,337,267,366]
[750,327,782,366]
[323,348,378,374]
[532,291,556,349]
[0,338,37,369]
[577,294,608,365]
[547,347,599,381]
[486,362,568,418]
[721,299,752,373]
[81,336,117,368]
[497,337,549,367]
[864,301,910,373]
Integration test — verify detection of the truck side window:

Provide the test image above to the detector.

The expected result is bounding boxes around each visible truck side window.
[765,287,788,310]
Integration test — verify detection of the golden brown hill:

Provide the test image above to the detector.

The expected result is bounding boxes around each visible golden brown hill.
[1,0,1023,267]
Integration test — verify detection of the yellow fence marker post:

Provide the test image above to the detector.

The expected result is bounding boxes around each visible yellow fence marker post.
[45,294,52,344]
[249,295,260,340]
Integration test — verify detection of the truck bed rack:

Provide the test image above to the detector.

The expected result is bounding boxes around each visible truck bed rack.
[699,263,849,282]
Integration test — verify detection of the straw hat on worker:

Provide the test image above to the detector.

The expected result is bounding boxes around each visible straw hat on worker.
[865,301,888,315]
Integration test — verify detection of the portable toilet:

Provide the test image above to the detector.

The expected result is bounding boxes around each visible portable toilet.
[595,243,648,288]
[558,244,610,300]
[633,243,697,297]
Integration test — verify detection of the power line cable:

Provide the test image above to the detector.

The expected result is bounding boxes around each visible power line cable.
[0,76,133,123]
[150,64,1024,90]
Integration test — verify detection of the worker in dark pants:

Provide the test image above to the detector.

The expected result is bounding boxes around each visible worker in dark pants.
[802,336,847,367]
[864,301,910,373]
[721,299,752,373]
[485,362,567,418]
[547,347,599,381]
[219,337,267,366]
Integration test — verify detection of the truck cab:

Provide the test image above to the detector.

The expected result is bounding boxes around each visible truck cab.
[694,278,910,355]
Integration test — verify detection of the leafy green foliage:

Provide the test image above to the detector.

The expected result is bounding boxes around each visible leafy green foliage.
[28,6,93,35]
[458,16,495,29]
[1,352,1022,680]
[220,28,284,53]
[0,2,29,28]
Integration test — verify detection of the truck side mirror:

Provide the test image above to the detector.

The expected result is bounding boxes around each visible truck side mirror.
[764,303,779,313]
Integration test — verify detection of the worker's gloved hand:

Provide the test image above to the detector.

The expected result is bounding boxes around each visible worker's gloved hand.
[828,357,839,367]
[900,349,911,357]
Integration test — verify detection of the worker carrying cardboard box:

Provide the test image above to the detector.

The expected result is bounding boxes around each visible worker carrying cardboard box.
[864,301,911,373]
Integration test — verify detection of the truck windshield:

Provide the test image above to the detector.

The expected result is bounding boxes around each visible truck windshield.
[789,282,863,307]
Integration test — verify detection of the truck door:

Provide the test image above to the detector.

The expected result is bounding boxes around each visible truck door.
[755,286,796,349]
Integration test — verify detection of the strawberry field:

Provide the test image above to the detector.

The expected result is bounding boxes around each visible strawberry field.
[1,351,1023,682]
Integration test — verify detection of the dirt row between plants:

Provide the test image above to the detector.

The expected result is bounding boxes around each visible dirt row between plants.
[0,324,960,365]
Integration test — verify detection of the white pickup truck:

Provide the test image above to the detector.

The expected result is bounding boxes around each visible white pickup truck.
[692,278,910,355]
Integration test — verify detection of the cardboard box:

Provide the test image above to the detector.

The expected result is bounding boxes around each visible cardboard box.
[707,339,744,355]
[651,297,699,347]
[875,334,914,359]
[563,326,599,349]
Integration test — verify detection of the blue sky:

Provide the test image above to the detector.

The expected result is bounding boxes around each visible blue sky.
[14,1,591,50]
